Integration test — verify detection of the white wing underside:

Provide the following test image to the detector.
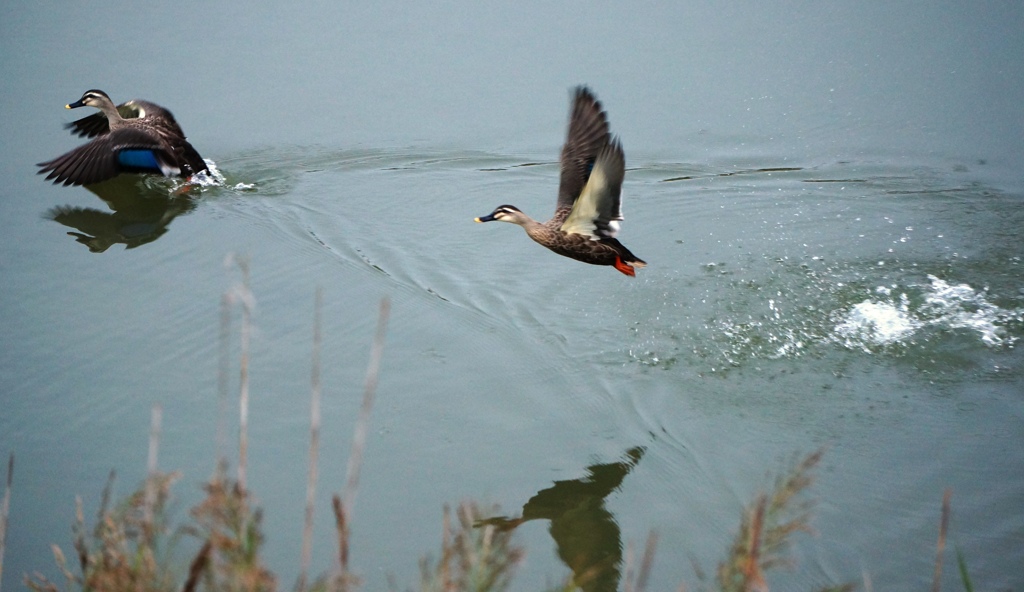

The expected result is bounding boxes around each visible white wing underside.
[559,144,624,239]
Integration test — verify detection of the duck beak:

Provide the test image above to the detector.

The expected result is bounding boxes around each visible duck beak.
[474,213,496,223]
[66,99,86,109]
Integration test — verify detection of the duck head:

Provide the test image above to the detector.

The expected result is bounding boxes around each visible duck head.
[474,205,531,226]
[66,89,114,110]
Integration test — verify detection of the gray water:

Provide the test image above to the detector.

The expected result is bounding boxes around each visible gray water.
[1,3,1023,591]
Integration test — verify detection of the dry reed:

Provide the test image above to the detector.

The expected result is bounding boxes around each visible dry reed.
[714,449,853,592]
[216,290,233,467]
[227,254,254,491]
[341,297,391,516]
[298,287,324,592]
[418,502,523,592]
[623,532,658,592]
[27,468,181,592]
[0,453,13,592]
[326,296,391,591]
[932,488,952,592]
[143,403,162,543]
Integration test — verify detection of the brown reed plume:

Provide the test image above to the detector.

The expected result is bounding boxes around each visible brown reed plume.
[715,449,852,592]
[26,468,181,592]
[418,502,523,592]
[187,471,275,592]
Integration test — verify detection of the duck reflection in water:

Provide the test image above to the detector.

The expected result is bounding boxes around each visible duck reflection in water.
[45,176,196,253]
[480,446,645,592]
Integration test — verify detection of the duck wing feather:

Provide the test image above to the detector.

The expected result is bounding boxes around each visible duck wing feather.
[559,138,625,239]
[555,87,611,218]
[38,127,177,186]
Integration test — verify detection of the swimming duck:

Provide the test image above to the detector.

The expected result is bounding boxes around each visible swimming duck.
[475,87,646,276]
[37,89,208,186]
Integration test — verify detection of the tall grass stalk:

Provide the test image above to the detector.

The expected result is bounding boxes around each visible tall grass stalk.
[298,287,324,592]
[333,297,391,586]
[954,546,973,592]
[932,488,951,592]
[341,297,391,514]
[0,453,13,592]
[216,290,233,467]
[227,254,254,491]
[143,403,162,541]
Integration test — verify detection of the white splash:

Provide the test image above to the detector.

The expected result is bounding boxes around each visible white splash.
[920,275,1016,347]
[834,296,920,351]
[169,159,255,192]
[190,159,228,187]
[833,275,1021,351]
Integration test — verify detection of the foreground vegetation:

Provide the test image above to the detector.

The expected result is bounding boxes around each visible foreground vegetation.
[0,265,977,591]
[8,449,861,592]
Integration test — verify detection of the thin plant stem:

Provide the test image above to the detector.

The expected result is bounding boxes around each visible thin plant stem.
[932,488,952,592]
[635,532,658,592]
[341,297,390,514]
[0,453,13,592]
[143,404,162,539]
[216,292,232,468]
[236,256,252,491]
[332,494,349,581]
[298,287,323,592]
[334,297,390,579]
[624,532,659,592]
[182,540,211,592]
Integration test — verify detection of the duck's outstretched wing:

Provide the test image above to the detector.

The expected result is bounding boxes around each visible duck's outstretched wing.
[65,112,112,138]
[559,138,625,239]
[38,127,179,186]
[556,86,611,217]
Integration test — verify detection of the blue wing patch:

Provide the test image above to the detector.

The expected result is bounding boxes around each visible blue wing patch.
[117,149,162,171]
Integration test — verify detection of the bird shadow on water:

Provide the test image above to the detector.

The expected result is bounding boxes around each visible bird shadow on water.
[478,446,646,592]
[39,160,252,253]
[43,176,200,253]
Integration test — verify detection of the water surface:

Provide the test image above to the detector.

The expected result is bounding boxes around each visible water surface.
[1,3,1022,591]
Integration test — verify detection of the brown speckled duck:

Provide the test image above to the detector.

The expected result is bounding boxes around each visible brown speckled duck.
[475,86,646,276]
[38,89,208,186]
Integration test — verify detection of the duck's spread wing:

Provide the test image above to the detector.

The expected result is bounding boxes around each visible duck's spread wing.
[556,87,611,213]
[559,139,625,239]
[38,127,178,186]
[65,111,111,138]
